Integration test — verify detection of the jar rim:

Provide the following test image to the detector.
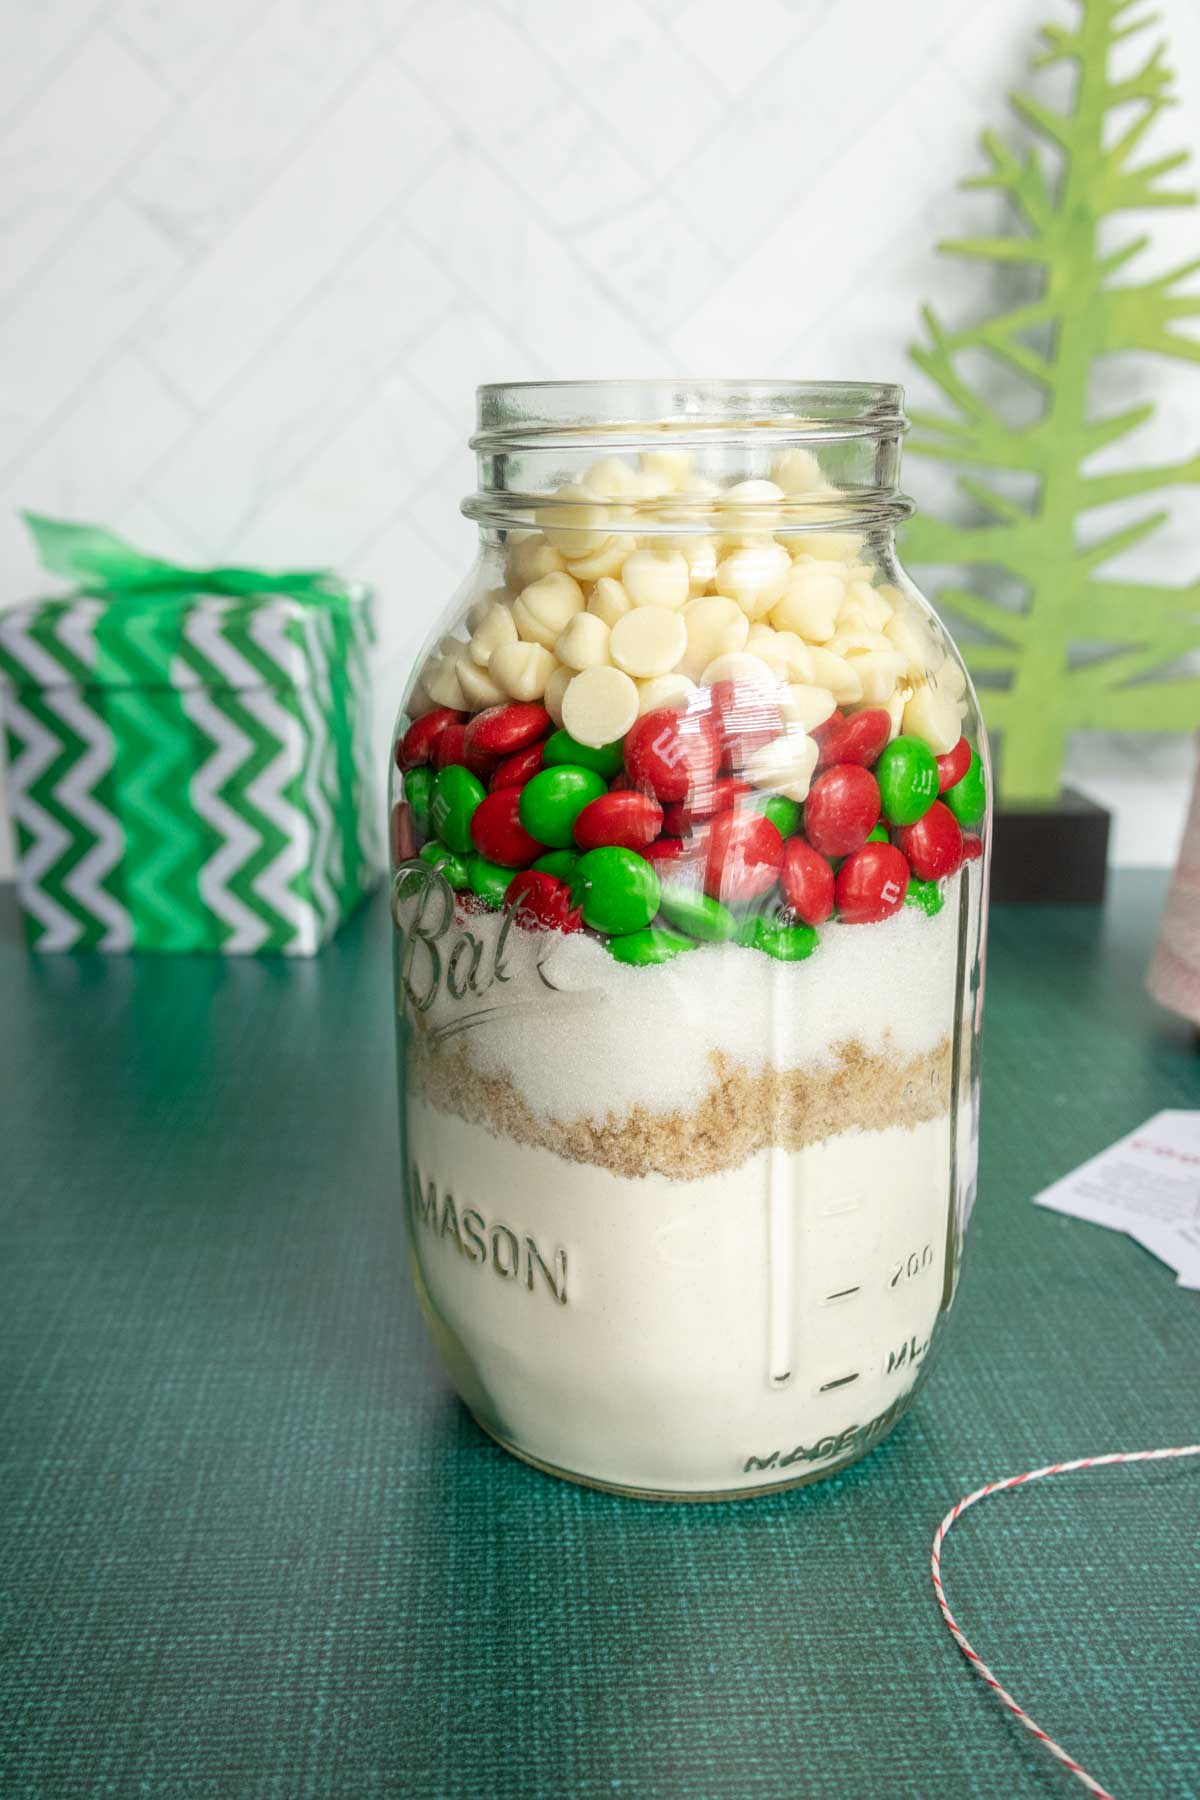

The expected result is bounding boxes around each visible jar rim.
[473,378,906,447]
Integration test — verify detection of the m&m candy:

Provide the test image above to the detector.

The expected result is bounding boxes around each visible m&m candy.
[737,913,818,961]
[607,926,696,966]
[943,751,987,828]
[467,854,513,910]
[469,788,544,867]
[642,837,687,869]
[663,779,751,836]
[504,870,582,933]
[542,729,625,779]
[894,800,963,881]
[418,841,469,888]
[489,742,544,791]
[803,765,881,857]
[573,791,664,852]
[571,847,661,935]
[532,848,580,881]
[403,766,434,839]
[658,884,738,943]
[704,810,784,904]
[397,707,463,770]
[430,764,486,855]
[623,708,721,803]
[834,842,910,923]
[905,877,945,917]
[391,801,417,865]
[875,736,939,827]
[816,707,891,769]
[464,702,550,758]
[780,837,836,926]
[519,765,608,849]
[753,794,802,839]
[935,736,972,793]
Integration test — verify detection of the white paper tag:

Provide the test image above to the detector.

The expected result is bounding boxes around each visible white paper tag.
[1033,1110,1200,1289]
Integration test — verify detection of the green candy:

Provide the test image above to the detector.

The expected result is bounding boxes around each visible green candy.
[876,735,939,826]
[607,926,695,966]
[866,822,889,843]
[519,765,607,849]
[658,883,737,943]
[571,846,660,935]
[532,849,580,881]
[404,766,434,839]
[430,763,485,854]
[754,794,802,838]
[418,841,468,889]
[737,914,819,962]
[467,854,513,910]
[944,751,987,827]
[905,877,945,917]
[542,729,625,779]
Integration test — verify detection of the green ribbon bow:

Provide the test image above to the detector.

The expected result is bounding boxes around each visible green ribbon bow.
[23,512,353,609]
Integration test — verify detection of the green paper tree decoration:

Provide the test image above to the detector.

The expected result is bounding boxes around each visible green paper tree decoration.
[904,0,1200,803]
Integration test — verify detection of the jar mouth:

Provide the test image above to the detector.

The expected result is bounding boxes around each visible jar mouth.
[472,378,907,448]
[466,378,911,535]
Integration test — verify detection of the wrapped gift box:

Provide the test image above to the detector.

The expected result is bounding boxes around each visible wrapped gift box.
[0,519,379,954]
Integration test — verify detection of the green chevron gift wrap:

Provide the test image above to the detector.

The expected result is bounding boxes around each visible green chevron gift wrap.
[0,519,379,955]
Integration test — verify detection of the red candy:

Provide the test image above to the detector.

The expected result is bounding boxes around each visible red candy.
[390,801,417,865]
[704,811,784,903]
[573,790,663,852]
[469,789,542,868]
[779,837,836,926]
[835,843,910,924]
[817,708,892,770]
[662,779,751,836]
[936,736,972,793]
[642,837,687,868]
[489,742,544,792]
[961,834,984,863]
[896,801,963,880]
[504,871,582,934]
[803,764,881,857]
[464,702,550,759]
[624,707,721,803]
[397,707,463,770]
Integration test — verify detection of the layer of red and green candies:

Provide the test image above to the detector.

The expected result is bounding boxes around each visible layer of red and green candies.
[392,690,985,966]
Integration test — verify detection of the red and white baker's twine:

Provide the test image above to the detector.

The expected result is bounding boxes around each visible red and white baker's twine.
[931,1444,1200,1800]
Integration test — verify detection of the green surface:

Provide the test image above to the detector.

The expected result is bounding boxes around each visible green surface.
[1,873,1198,1799]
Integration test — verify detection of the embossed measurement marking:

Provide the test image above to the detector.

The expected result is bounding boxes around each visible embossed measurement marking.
[823,1284,861,1303]
[819,1372,861,1393]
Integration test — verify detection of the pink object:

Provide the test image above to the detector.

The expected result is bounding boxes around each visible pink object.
[932,1444,1200,1800]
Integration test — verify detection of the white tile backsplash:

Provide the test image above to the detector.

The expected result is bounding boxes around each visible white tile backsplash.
[1,0,1197,879]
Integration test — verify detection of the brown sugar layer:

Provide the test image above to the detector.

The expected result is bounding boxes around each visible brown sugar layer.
[406,1030,954,1181]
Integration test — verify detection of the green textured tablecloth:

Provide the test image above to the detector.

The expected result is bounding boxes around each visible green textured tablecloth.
[1,874,1197,1799]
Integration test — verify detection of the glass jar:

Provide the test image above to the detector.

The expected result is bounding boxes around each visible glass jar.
[390,380,989,1500]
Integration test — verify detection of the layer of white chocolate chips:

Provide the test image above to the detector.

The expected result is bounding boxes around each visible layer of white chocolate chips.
[412,453,967,803]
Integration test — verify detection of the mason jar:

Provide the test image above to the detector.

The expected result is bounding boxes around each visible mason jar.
[390,380,989,1499]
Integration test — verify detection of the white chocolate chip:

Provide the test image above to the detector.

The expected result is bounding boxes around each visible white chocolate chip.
[584,456,641,499]
[456,656,508,710]
[744,626,814,682]
[781,683,837,731]
[469,602,518,668]
[714,542,791,618]
[564,533,637,582]
[698,650,779,691]
[466,587,508,631]
[770,448,823,494]
[670,534,719,593]
[931,655,967,700]
[512,571,585,649]
[828,627,895,657]
[639,449,693,492]
[422,654,467,711]
[543,663,572,728]
[555,611,612,672]
[884,603,943,678]
[538,483,611,554]
[742,729,820,803]
[680,596,749,678]
[405,681,437,719]
[770,567,845,641]
[610,605,688,679]
[488,641,558,703]
[561,665,640,747]
[839,579,895,632]
[789,530,863,563]
[903,680,962,754]
[620,545,690,610]
[807,647,864,705]
[637,672,697,715]
[587,577,634,629]
[845,647,908,704]
[506,534,564,589]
